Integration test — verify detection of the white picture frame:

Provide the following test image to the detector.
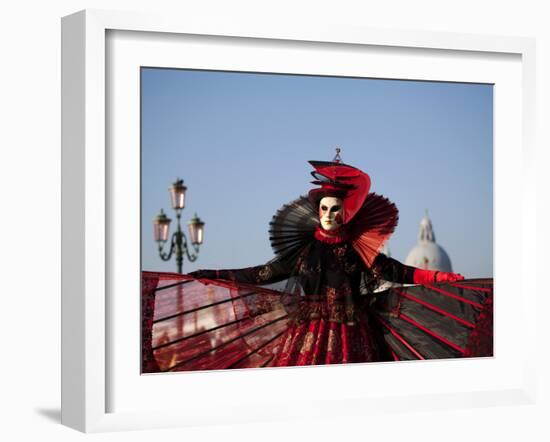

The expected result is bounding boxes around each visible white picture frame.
[61,9,537,433]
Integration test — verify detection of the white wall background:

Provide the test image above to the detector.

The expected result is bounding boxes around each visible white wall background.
[0,1,548,441]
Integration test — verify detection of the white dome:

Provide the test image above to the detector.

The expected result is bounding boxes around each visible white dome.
[404,213,453,272]
[405,241,453,272]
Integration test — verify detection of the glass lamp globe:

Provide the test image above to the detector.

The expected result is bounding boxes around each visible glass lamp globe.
[153,209,171,242]
[188,213,205,245]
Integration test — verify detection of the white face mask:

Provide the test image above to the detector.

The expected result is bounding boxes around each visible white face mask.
[319,197,344,231]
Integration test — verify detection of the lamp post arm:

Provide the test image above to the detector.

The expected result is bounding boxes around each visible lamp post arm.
[158,233,176,262]
[178,230,199,263]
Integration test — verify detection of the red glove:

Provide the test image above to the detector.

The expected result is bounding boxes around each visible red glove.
[412,269,464,284]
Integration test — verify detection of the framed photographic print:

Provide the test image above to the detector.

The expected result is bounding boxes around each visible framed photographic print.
[140,67,494,375]
[61,9,537,433]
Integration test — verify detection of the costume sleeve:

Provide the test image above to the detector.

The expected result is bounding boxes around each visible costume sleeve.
[371,253,416,284]
[217,259,291,285]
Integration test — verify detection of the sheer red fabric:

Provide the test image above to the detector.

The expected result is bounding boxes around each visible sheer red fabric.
[142,272,493,373]
[142,271,289,372]
[372,279,494,360]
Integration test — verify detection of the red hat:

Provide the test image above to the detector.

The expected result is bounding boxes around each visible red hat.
[308,160,371,225]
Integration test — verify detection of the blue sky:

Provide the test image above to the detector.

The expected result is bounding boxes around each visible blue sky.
[141,68,493,277]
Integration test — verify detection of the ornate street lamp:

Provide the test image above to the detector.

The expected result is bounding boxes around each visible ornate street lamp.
[153,178,205,273]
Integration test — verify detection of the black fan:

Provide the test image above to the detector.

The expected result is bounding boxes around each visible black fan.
[268,195,318,267]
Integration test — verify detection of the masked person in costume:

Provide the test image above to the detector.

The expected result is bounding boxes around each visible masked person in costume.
[180,159,490,368]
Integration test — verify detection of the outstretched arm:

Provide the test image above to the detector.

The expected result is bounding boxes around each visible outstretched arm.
[372,253,464,284]
[188,259,291,285]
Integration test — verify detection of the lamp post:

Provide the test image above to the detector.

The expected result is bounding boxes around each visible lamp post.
[153,178,205,273]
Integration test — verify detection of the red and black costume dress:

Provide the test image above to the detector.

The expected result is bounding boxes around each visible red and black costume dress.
[203,240,427,366]
[141,161,493,373]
